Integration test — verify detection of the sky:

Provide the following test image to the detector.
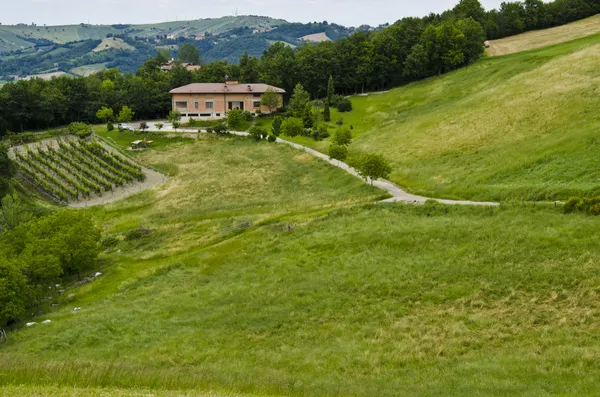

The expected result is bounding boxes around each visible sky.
[1,0,504,27]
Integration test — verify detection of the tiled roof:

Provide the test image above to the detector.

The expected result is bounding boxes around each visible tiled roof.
[170,83,285,94]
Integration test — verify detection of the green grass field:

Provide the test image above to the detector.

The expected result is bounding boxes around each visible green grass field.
[290,33,600,202]
[2,132,600,396]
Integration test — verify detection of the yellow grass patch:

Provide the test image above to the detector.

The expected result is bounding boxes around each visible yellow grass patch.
[487,14,600,56]
[93,38,135,53]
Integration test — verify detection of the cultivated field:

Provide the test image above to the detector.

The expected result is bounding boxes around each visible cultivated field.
[92,38,135,53]
[487,13,600,56]
[10,138,164,207]
[293,33,600,202]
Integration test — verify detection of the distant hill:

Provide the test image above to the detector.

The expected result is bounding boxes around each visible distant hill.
[0,16,361,79]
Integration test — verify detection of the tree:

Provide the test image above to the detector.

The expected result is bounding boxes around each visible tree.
[139,122,148,132]
[260,88,281,113]
[329,144,348,163]
[227,109,244,129]
[271,116,283,136]
[95,106,114,127]
[172,121,181,131]
[353,153,392,185]
[403,44,430,80]
[0,193,31,233]
[288,83,310,117]
[453,0,486,24]
[327,75,335,103]
[333,127,353,146]
[0,257,28,327]
[323,99,331,122]
[0,144,14,199]
[302,103,314,129]
[178,43,201,65]
[281,117,304,137]
[118,106,135,123]
[167,110,182,124]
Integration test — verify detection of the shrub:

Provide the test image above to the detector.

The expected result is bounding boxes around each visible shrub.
[281,117,304,137]
[227,109,244,129]
[101,236,119,250]
[155,123,164,131]
[256,109,262,116]
[242,110,253,121]
[249,126,267,141]
[333,127,353,146]
[107,121,114,131]
[591,204,600,216]
[125,227,152,241]
[271,116,283,137]
[337,98,353,112]
[336,116,344,127]
[329,144,348,162]
[330,94,345,107]
[68,122,92,139]
[206,127,214,133]
[267,134,277,143]
[213,122,228,134]
[563,197,582,213]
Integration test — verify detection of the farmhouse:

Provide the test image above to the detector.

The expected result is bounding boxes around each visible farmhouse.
[160,60,201,72]
[169,81,285,119]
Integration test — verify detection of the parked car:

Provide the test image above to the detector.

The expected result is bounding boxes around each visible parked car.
[117,123,134,132]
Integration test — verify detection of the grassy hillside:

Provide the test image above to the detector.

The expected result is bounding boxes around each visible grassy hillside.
[488,13,600,56]
[300,33,600,202]
[3,132,600,396]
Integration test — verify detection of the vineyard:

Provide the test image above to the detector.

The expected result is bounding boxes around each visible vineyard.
[13,139,147,204]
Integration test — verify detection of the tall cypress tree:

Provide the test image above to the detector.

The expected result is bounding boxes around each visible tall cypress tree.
[323,99,331,122]
[327,75,335,103]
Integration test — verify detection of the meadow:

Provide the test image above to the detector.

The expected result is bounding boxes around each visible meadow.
[2,133,600,396]
[292,33,600,202]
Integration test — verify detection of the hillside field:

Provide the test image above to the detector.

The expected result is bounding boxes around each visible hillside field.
[487,13,600,56]
[1,133,600,396]
[294,33,600,202]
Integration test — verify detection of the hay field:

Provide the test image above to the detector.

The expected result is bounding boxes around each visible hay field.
[487,13,600,56]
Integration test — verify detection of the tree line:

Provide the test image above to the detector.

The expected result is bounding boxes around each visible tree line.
[1,0,598,134]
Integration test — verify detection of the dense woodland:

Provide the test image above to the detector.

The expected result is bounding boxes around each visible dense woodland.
[1,0,599,134]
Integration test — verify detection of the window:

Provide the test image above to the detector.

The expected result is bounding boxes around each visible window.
[194,101,199,109]
[200,113,211,117]
[253,101,261,108]
[216,113,221,117]
[205,101,214,109]
[188,113,199,117]
[175,101,187,110]
[253,93,262,98]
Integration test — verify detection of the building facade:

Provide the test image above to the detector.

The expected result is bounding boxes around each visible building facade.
[169,81,285,119]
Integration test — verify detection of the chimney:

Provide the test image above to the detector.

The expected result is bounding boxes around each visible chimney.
[247,85,252,91]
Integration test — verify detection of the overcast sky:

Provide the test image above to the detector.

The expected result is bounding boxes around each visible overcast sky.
[2,0,504,27]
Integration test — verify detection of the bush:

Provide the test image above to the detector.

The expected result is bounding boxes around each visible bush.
[227,109,244,129]
[271,116,283,137]
[242,110,253,121]
[336,116,344,127]
[329,94,345,107]
[267,134,277,143]
[563,197,582,213]
[206,127,214,133]
[107,122,114,131]
[249,126,267,141]
[337,98,353,112]
[68,122,92,139]
[333,127,352,146]
[124,227,152,241]
[188,117,197,127]
[281,117,304,137]
[101,236,119,250]
[213,122,228,134]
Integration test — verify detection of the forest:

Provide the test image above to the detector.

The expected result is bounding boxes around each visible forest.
[1,0,599,134]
